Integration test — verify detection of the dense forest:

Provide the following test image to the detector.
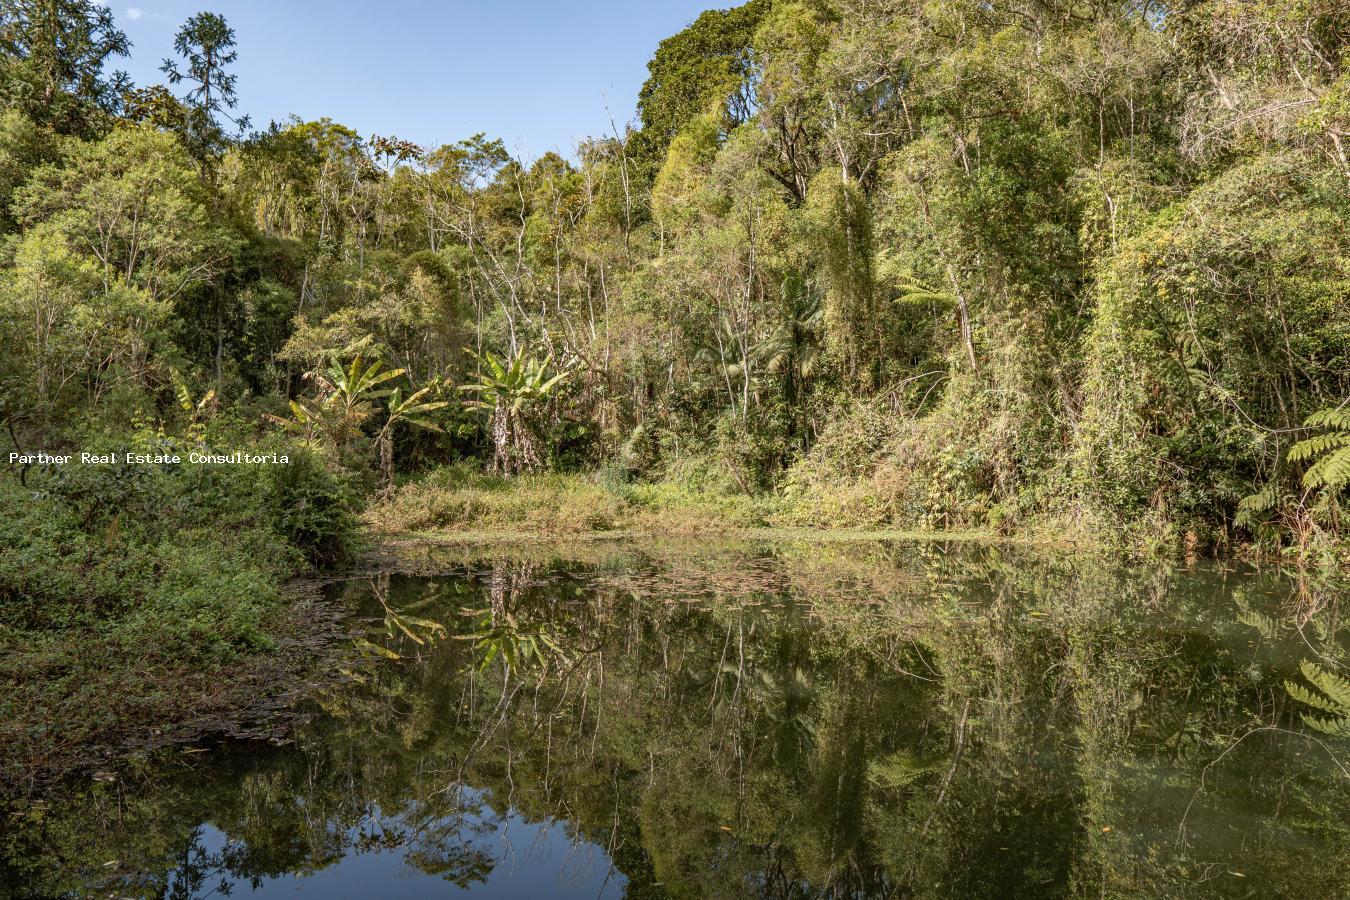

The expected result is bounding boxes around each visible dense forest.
[2,0,1349,660]
[2,0,1350,858]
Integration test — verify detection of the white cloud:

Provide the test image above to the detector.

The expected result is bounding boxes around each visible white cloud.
[125,7,143,20]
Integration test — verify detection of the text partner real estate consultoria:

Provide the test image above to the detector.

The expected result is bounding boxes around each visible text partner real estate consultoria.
[8,451,292,466]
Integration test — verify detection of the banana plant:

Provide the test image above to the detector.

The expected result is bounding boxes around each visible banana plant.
[267,355,404,451]
[376,384,446,495]
[458,349,569,475]
[169,368,216,442]
[268,356,445,489]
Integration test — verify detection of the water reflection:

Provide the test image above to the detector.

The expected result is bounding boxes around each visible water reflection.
[2,539,1347,898]
[159,793,623,899]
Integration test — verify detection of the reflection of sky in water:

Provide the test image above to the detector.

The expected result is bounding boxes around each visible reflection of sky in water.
[179,791,625,899]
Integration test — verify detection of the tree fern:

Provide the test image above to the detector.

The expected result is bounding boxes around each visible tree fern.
[1288,406,1350,492]
[1285,660,1350,738]
[1303,408,1350,430]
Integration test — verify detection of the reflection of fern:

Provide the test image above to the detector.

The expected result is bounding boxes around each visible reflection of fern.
[1285,660,1350,737]
[1236,609,1279,641]
[1234,593,1279,641]
[1288,407,1350,494]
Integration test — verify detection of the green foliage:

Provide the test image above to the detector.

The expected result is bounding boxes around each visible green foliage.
[1076,154,1350,551]
[650,113,721,227]
[0,0,129,135]
[1289,407,1350,494]
[460,349,569,476]
[261,443,360,566]
[160,11,248,160]
[363,466,776,536]
[0,0,1344,639]
[0,414,360,784]
[631,0,769,173]
[807,169,879,387]
[271,354,402,448]
[0,435,353,638]
[1285,660,1350,738]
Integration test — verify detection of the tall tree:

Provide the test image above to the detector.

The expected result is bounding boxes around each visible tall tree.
[0,0,130,135]
[161,11,249,160]
[630,0,771,176]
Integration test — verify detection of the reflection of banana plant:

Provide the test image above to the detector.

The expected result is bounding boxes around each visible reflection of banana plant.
[713,661,816,759]
[458,350,568,476]
[1285,661,1350,737]
[354,584,448,661]
[456,607,567,674]
[757,666,817,757]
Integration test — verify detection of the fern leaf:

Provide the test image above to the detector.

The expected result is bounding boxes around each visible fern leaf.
[1301,660,1350,710]
[1301,714,1350,738]
[1304,407,1350,430]
[1303,447,1350,490]
[1287,432,1350,462]
[1237,610,1277,640]
[1286,680,1345,715]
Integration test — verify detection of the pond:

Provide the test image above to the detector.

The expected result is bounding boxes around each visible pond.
[3,538,1348,898]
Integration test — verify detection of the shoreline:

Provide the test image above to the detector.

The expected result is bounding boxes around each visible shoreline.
[373,525,1080,552]
[0,583,351,797]
[3,522,1336,797]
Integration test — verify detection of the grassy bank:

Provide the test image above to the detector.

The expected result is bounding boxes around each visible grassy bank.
[364,463,782,536]
[0,437,358,790]
[365,464,1350,566]
[362,462,1094,549]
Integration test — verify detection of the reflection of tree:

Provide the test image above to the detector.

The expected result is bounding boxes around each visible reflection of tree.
[404,838,495,886]
[6,544,1349,899]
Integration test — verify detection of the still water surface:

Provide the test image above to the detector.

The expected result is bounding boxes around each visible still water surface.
[4,539,1348,898]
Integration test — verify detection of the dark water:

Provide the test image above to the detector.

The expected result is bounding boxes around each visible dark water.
[3,539,1348,898]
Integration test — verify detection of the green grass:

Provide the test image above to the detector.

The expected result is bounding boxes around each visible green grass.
[364,463,786,536]
[363,464,1120,560]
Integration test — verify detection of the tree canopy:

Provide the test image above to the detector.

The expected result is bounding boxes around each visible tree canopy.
[0,0,1347,557]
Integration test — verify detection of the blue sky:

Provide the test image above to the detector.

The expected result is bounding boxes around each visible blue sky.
[101,1,724,159]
